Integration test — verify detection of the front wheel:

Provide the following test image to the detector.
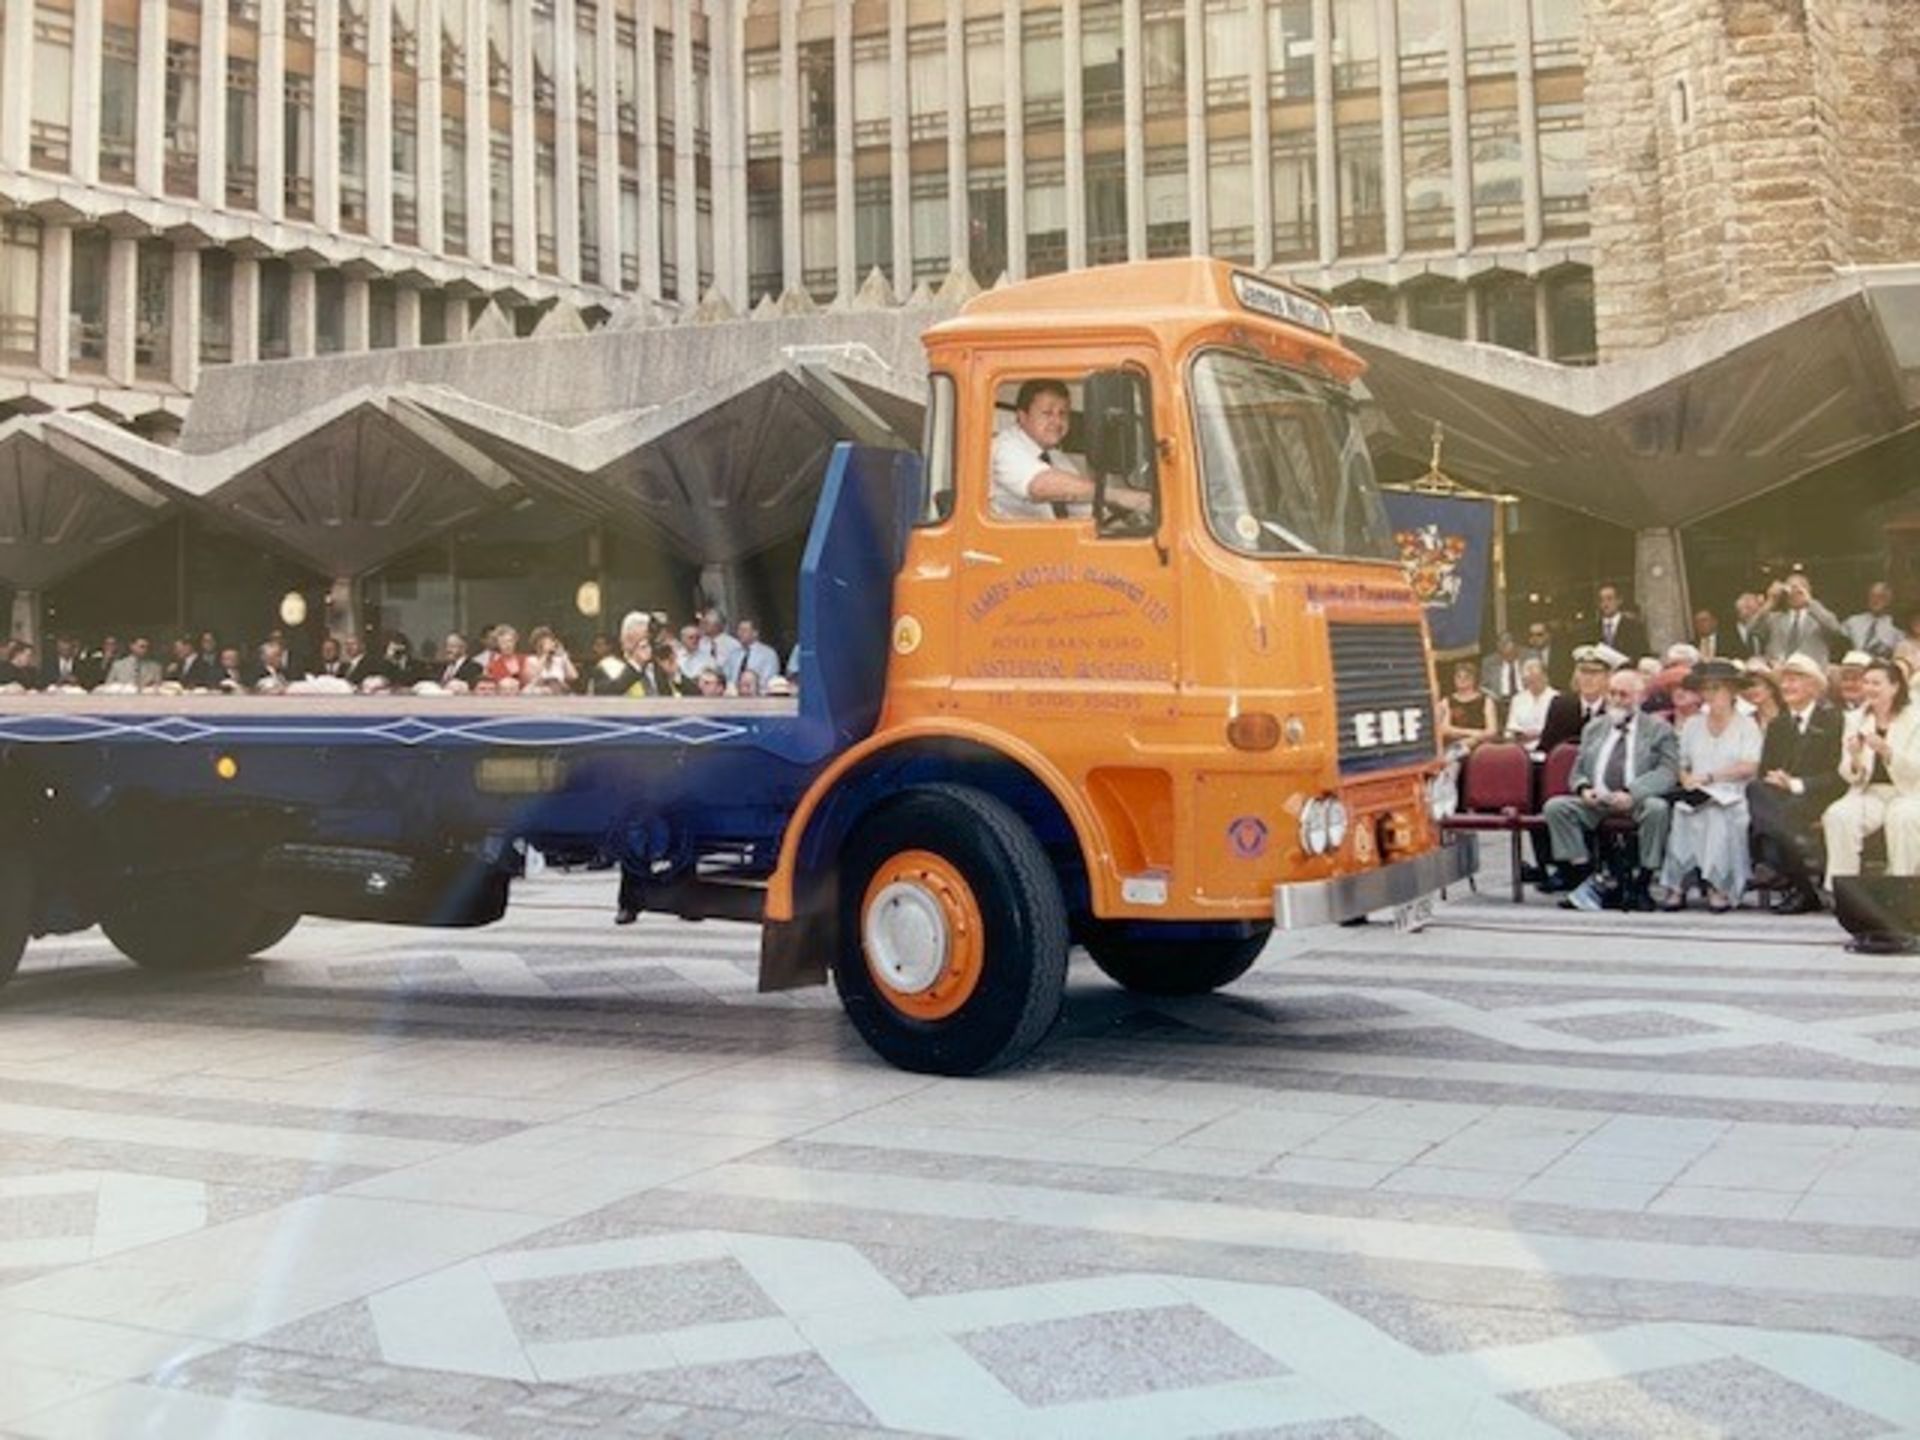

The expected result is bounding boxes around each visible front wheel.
[0,848,31,986]
[832,784,1069,1076]
[101,881,295,973]
[1083,924,1270,996]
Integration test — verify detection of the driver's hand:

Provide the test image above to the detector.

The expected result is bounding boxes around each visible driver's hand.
[1108,486,1151,515]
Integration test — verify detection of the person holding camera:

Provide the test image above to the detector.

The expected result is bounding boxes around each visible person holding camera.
[1756,573,1847,666]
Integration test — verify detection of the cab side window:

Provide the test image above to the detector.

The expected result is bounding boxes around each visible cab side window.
[917,372,956,526]
[985,370,1157,535]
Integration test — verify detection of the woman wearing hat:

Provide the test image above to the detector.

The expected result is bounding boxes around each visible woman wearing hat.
[1823,659,1920,881]
[1659,659,1764,911]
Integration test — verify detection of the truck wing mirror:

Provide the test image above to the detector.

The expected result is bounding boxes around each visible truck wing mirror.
[1081,370,1143,478]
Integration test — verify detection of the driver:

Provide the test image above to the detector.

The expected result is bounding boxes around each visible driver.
[990,378,1151,521]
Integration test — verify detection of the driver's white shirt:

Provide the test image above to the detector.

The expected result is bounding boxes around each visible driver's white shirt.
[990,421,1089,520]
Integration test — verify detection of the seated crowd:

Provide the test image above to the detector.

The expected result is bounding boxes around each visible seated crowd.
[1441,573,1920,915]
[0,606,800,703]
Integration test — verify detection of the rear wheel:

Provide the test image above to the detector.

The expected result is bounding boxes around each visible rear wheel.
[0,847,30,986]
[101,881,295,973]
[1083,924,1270,996]
[832,784,1068,1076]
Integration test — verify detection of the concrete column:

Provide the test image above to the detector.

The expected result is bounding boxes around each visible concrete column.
[135,0,167,193]
[886,0,908,296]
[259,0,286,221]
[36,224,72,380]
[554,0,581,281]
[592,0,618,286]
[343,275,370,349]
[832,1,854,298]
[1250,0,1274,268]
[1061,0,1083,270]
[104,237,138,386]
[443,291,471,341]
[1447,0,1471,253]
[289,267,317,357]
[636,11,660,296]
[464,0,488,256]
[1312,0,1338,266]
[1463,280,1480,339]
[9,591,40,651]
[368,0,393,242]
[197,0,229,205]
[945,2,969,270]
[169,245,201,392]
[1378,0,1404,257]
[1534,278,1553,358]
[70,0,103,185]
[1183,0,1207,255]
[777,0,799,292]
[671,0,696,295]
[418,0,444,250]
[1514,0,1543,251]
[1635,528,1690,654]
[395,285,421,345]
[315,0,341,228]
[231,255,261,363]
[709,0,746,303]
[510,0,535,272]
[1003,0,1025,282]
[0,0,31,170]
[1120,0,1144,261]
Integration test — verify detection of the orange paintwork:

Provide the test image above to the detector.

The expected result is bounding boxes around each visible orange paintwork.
[862,849,987,1021]
[766,258,1443,925]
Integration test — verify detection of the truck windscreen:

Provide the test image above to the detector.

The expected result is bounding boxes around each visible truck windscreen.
[1190,349,1396,562]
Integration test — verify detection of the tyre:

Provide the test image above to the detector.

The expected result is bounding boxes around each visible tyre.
[0,848,30,987]
[100,881,292,973]
[1082,924,1270,997]
[832,784,1069,1076]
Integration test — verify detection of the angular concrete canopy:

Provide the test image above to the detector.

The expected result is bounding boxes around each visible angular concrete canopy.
[1344,272,1920,529]
[0,417,171,591]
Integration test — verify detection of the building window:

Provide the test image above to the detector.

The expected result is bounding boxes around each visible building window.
[441,0,468,86]
[1145,149,1188,258]
[69,230,109,369]
[1400,0,1449,83]
[134,242,172,379]
[370,281,398,348]
[490,131,514,264]
[852,36,888,147]
[1085,154,1126,266]
[613,13,636,132]
[654,29,674,144]
[488,0,511,97]
[1403,111,1454,250]
[1407,279,1467,339]
[1204,1,1249,108]
[259,260,292,359]
[392,102,418,245]
[199,250,233,365]
[1082,3,1123,126]
[226,58,258,208]
[443,121,469,253]
[1479,273,1537,354]
[1142,6,1185,117]
[1022,11,1064,127]
[1335,123,1384,254]
[575,3,596,124]
[692,41,710,156]
[579,168,599,285]
[801,185,835,299]
[1540,102,1588,228]
[1546,267,1596,364]
[230,0,259,26]
[340,0,368,55]
[420,290,447,344]
[800,40,833,154]
[288,0,315,41]
[853,178,889,287]
[908,26,945,141]
[968,169,1008,282]
[535,140,557,273]
[966,19,1005,131]
[911,171,950,283]
[1471,105,1524,240]
[340,88,369,231]
[1332,280,1396,324]
[316,271,345,354]
[532,0,556,110]
[1330,0,1379,92]
[749,189,781,302]
[284,74,315,218]
[1466,0,1517,75]
[1272,133,1317,260]
[100,25,138,184]
[0,218,40,361]
[746,50,779,157]
[1532,0,1580,66]
[1208,144,1253,262]
[164,41,200,197]
[1026,161,1067,276]
[1268,0,1313,100]
[31,4,74,173]
[393,0,418,69]
[659,176,676,299]
[619,177,640,288]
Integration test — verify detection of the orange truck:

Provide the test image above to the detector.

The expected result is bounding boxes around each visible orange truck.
[0,258,1471,1075]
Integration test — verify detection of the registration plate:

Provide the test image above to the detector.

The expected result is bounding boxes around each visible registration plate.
[1392,893,1437,933]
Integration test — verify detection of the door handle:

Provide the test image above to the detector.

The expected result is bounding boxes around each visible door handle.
[961,549,1004,568]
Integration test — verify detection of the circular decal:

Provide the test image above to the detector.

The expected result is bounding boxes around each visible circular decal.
[1352,817,1375,864]
[892,615,923,655]
[1227,815,1270,860]
[1234,513,1261,544]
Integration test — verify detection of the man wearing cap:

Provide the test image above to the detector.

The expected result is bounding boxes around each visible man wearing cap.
[1538,644,1623,755]
[1835,651,1872,714]
[1540,667,1680,910]
[1747,654,1846,914]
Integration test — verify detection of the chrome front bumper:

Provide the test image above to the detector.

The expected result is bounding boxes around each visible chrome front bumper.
[1272,837,1477,930]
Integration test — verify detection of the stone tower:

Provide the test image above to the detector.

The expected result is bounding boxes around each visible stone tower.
[1584,0,1920,358]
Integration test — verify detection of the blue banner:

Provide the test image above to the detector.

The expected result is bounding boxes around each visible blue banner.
[1381,490,1497,655]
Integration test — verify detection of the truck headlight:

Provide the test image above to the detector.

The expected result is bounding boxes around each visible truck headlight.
[1427,771,1459,821]
[1324,798,1350,851]
[1299,798,1331,856]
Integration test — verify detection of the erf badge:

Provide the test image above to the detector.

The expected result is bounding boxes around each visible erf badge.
[1228,816,1269,860]
[892,615,923,655]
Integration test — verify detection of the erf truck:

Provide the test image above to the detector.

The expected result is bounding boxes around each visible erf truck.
[0,259,1472,1075]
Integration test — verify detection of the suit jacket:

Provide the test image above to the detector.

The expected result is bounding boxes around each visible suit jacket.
[1756,601,1847,665]
[179,653,224,690]
[1582,613,1649,662]
[1569,711,1679,803]
[1838,706,1920,795]
[433,656,484,688]
[40,654,83,688]
[343,654,391,688]
[103,656,163,689]
[1539,693,1606,756]
[1480,652,1525,700]
[1759,702,1846,815]
[1729,621,1763,659]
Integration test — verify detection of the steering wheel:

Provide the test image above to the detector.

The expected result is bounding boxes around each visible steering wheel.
[1098,461,1157,536]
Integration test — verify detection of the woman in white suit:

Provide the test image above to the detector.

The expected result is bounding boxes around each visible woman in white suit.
[1823,660,1920,881]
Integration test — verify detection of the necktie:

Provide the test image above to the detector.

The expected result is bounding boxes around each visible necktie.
[1039,449,1068,519]
[1603,722,1631,791]
[1604,616,1615,645]
[1789,612,1803,651]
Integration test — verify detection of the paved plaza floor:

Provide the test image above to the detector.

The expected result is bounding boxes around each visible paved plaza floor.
[1,861,1918,1438]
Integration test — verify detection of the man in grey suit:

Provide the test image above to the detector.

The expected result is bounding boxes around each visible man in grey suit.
[1540,667,1680,912]
[1480,632,1524,703]
[1755,573,1846,665]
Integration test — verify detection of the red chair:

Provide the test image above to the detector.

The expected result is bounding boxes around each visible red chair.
[1538,742,1580,808]
[1442,743,1535,902]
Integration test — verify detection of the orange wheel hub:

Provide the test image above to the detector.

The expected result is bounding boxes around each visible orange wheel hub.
[860,849,985,1021]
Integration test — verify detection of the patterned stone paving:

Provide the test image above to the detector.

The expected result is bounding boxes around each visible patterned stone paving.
[0,862,1917,1437]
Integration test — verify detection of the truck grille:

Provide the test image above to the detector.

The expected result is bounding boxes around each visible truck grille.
[1329,622,1438,775]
